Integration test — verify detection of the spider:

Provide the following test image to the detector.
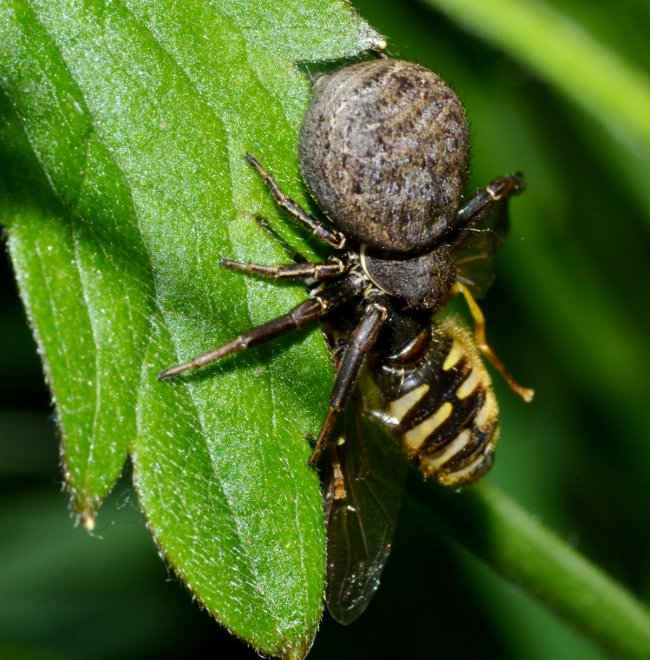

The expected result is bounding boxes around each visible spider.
[160,58,531,483]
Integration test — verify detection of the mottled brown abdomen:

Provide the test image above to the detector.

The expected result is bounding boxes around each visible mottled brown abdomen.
[299,59,469,253]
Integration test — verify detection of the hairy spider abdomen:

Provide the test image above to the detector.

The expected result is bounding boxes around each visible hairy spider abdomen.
[300,59,469,253]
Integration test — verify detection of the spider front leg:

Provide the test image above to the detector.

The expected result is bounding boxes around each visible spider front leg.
[159,273,365,380]
[158,297,328,379]
[309,298,388,466]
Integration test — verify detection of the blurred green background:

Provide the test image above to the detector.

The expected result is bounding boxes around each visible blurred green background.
[1,0,649,658]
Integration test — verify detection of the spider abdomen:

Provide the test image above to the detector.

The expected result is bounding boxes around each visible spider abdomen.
[300,59,469,253]
[370,317,499,486]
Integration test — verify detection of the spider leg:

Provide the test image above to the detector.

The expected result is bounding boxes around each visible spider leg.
[159,275,365,380]
[452,282,534,402]
[220,256,346,281]
[246,153,347,249]
[254,215,309,263]
[454,173,525,230]
[309,300,388,466]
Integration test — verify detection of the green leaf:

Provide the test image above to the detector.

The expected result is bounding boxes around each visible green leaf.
[0,0,383,656]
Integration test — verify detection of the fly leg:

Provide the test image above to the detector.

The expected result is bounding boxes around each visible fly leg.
[452,282,534,402]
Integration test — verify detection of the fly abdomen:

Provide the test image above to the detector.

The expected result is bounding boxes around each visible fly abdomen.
[373,316,499,487]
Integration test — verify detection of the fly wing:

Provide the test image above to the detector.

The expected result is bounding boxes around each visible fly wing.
[324,394,408,625]
[453,191,511,299]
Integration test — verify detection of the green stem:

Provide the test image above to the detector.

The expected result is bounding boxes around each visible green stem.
[417,480,650,658]
[422,0,650,150]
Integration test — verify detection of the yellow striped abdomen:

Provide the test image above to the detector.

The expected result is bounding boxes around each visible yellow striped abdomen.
[371,316,499,487]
